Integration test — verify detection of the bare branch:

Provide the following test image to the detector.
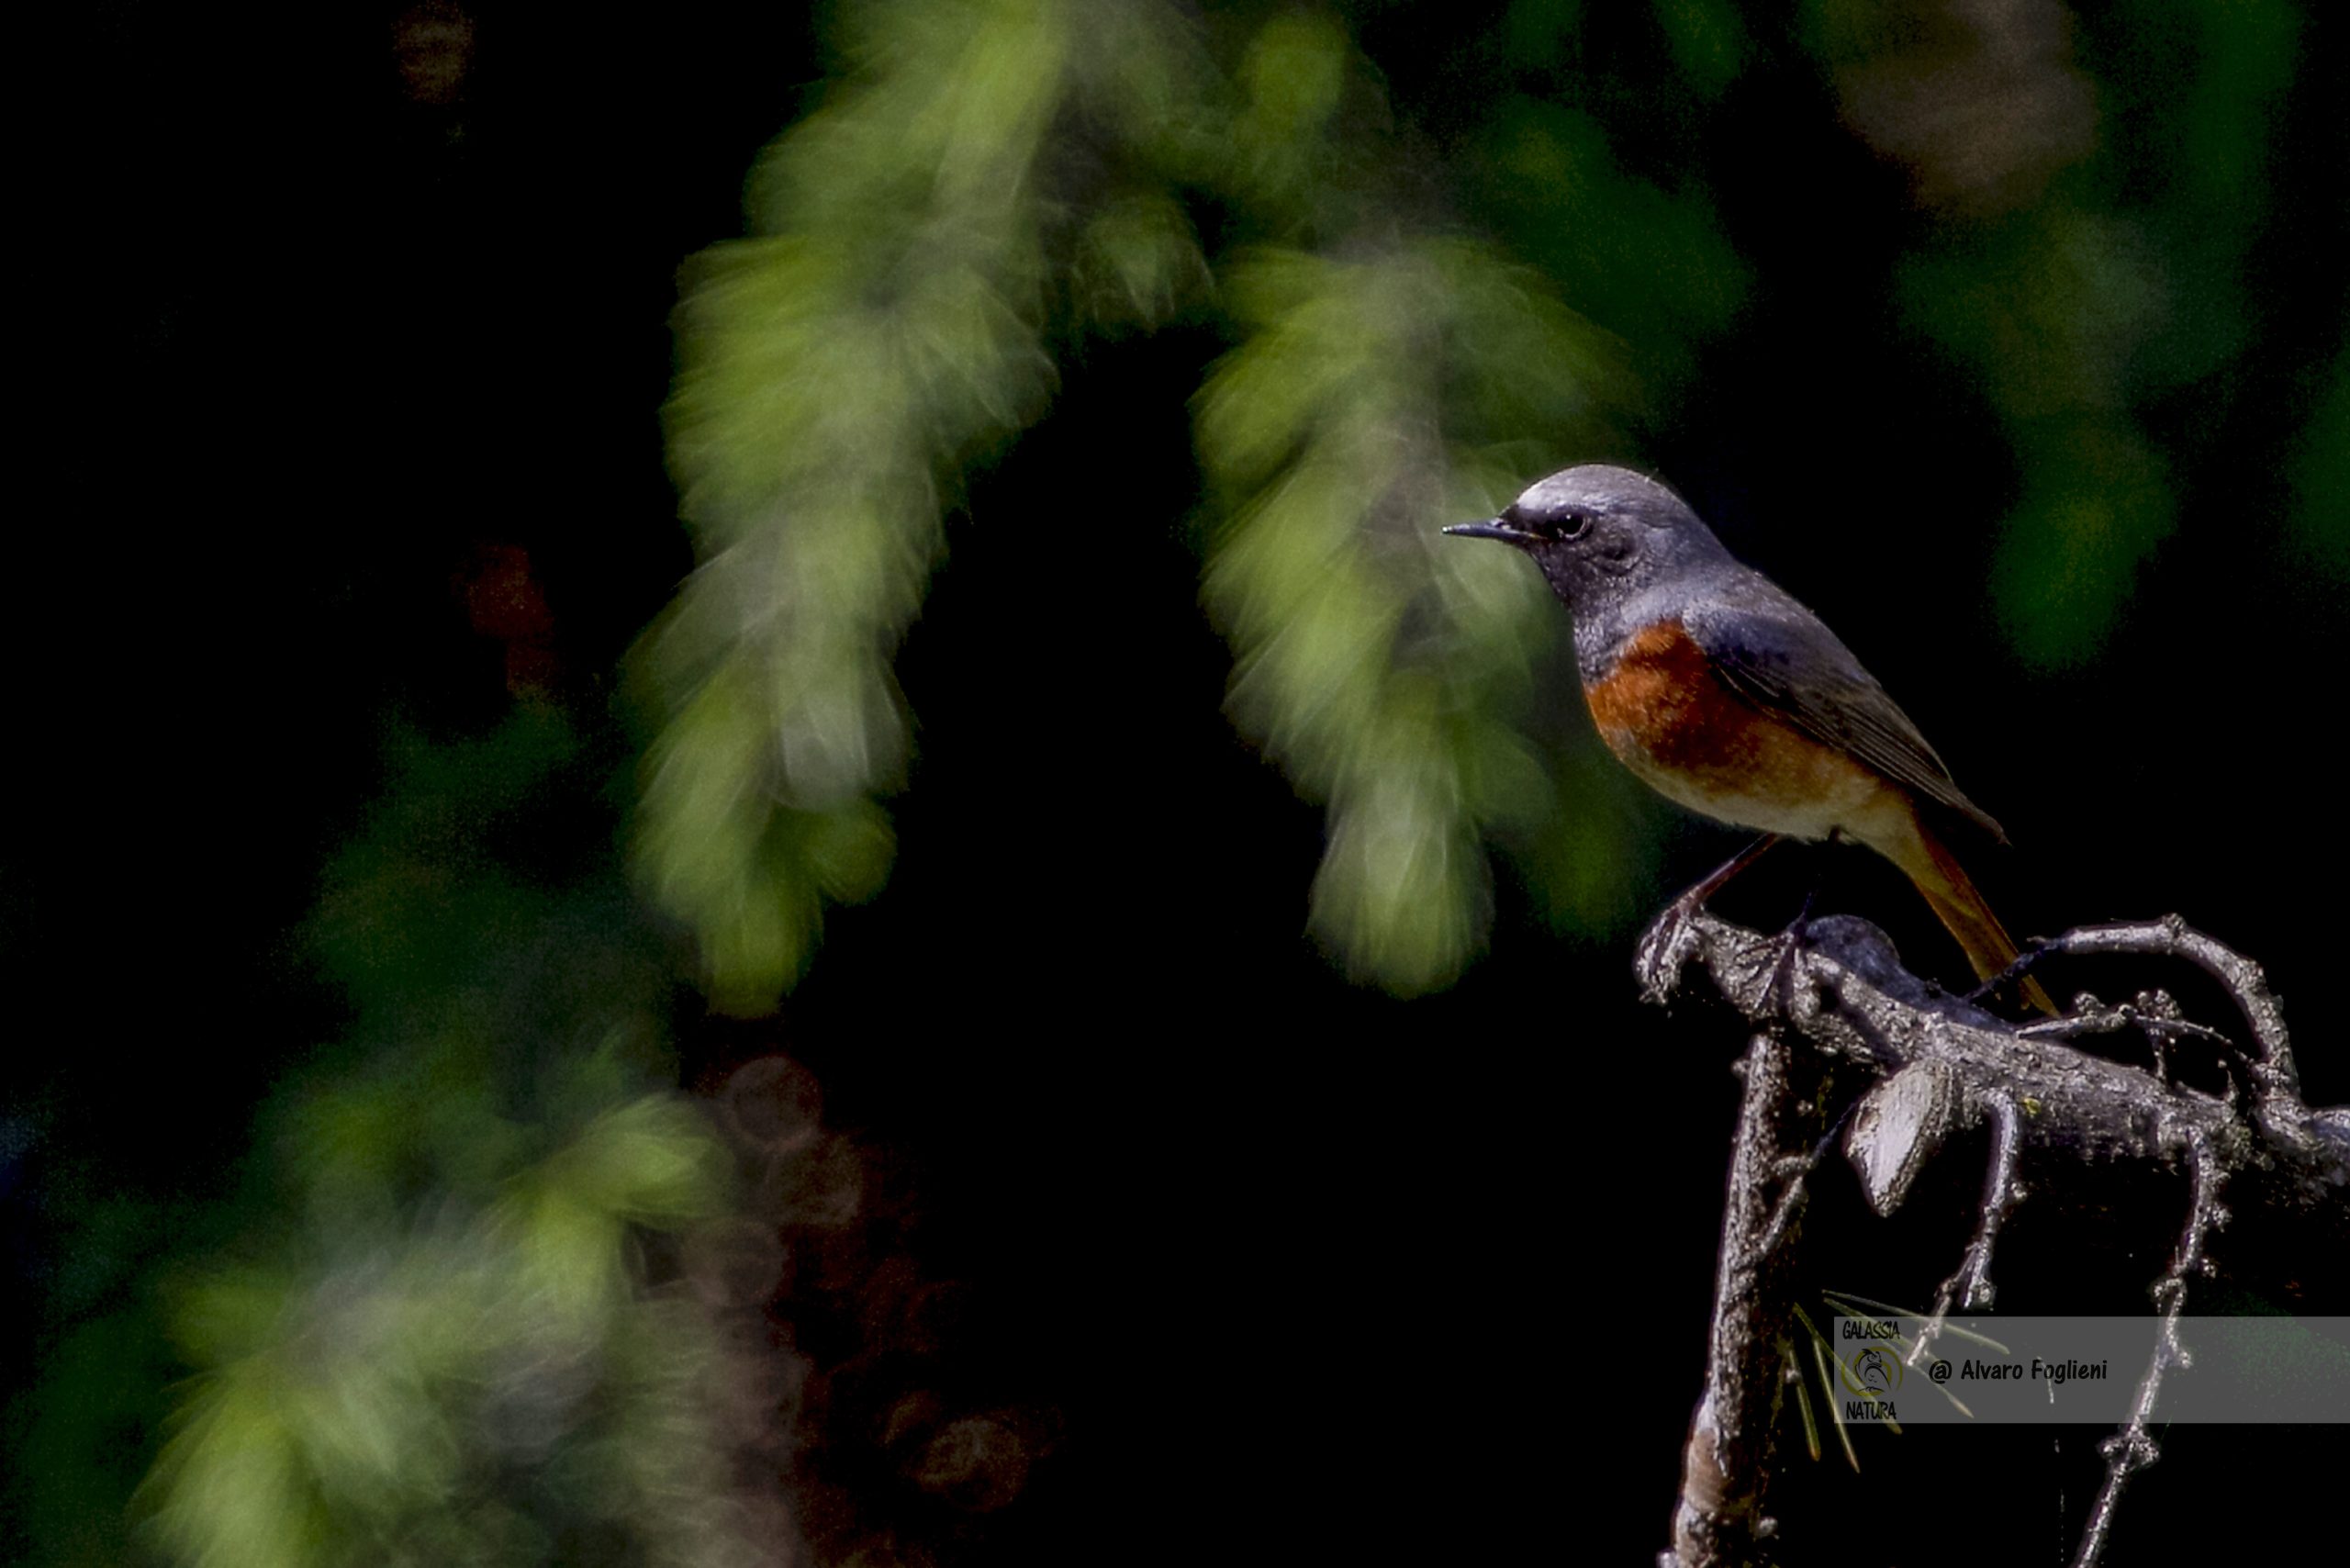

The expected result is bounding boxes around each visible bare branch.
[1649,906,2348,1568]
[1666,1031,1821,1568]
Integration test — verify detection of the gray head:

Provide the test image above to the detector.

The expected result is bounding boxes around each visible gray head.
[1442,465,1734,615]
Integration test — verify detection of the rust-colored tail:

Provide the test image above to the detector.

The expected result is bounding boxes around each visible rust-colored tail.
[1887,815,2059,1016]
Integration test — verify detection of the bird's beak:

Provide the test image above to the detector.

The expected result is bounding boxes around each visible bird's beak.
[1441,519,1536,546]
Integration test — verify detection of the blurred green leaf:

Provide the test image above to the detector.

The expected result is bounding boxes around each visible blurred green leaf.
[642,0,1223,1013]
[1897,209,2175,667]
[1462,98,1746,384]
[147,1099,744,1568]
[14,1312,177,1568]
[1075,191,1210,332]
[1514,736,1665,941]
[548,1096,730,1226]
[1198,240,1630,991]
[1899,208,2168,420]
[1227,11,1350,208]
[1652,0,1750,99]
[1990,429,2173,670]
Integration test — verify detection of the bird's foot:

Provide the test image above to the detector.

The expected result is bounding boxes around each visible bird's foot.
[1636,896,1711,1005]
[1637,835,1786,1007]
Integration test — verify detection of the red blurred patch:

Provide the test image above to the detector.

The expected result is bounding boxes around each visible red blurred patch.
[458,543,557,696]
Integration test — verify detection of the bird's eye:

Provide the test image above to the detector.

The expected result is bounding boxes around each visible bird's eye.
[1503,502,1592,542]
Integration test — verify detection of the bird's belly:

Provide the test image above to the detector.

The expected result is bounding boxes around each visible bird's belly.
[1616,745,1888,839]
[1583,620,1897,841]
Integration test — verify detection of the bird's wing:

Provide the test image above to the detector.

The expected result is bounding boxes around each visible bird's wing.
[1684,585,2009,843]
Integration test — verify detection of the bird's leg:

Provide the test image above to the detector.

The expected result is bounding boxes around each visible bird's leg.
[1638,834,1785,1005]
[1670,833,1784,915]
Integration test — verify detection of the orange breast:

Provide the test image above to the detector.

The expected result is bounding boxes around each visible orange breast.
[1582,619,1894,838]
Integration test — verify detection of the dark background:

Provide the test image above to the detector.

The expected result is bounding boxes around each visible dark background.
[14,2,2345,1563]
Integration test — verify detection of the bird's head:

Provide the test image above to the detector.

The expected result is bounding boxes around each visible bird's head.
[1443,465,1731,612]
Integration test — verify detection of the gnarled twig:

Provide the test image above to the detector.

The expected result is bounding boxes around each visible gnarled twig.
[1650,909,2347,1568]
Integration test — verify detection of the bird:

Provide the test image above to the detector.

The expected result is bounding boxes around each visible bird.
[1444,464,2057,1015]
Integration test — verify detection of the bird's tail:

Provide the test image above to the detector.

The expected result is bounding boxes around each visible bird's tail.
[1889,815,2059,1016]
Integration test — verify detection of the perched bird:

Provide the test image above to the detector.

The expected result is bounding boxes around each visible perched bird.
[1446,465,2055,1014]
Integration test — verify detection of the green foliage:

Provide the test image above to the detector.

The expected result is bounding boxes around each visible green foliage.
[1896,204,2180,666]
[143,1099,737,1568]
[1460,95,1747,388]
[13,1310,181,1568]
[637,0,1724,1007]
[1225,10,1351,210]
[643,0,1210,1010]
[124,715,753,1568]
[1651,0,1751,101]
[1196,241,1628,989]
[1827,0,2306,667]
